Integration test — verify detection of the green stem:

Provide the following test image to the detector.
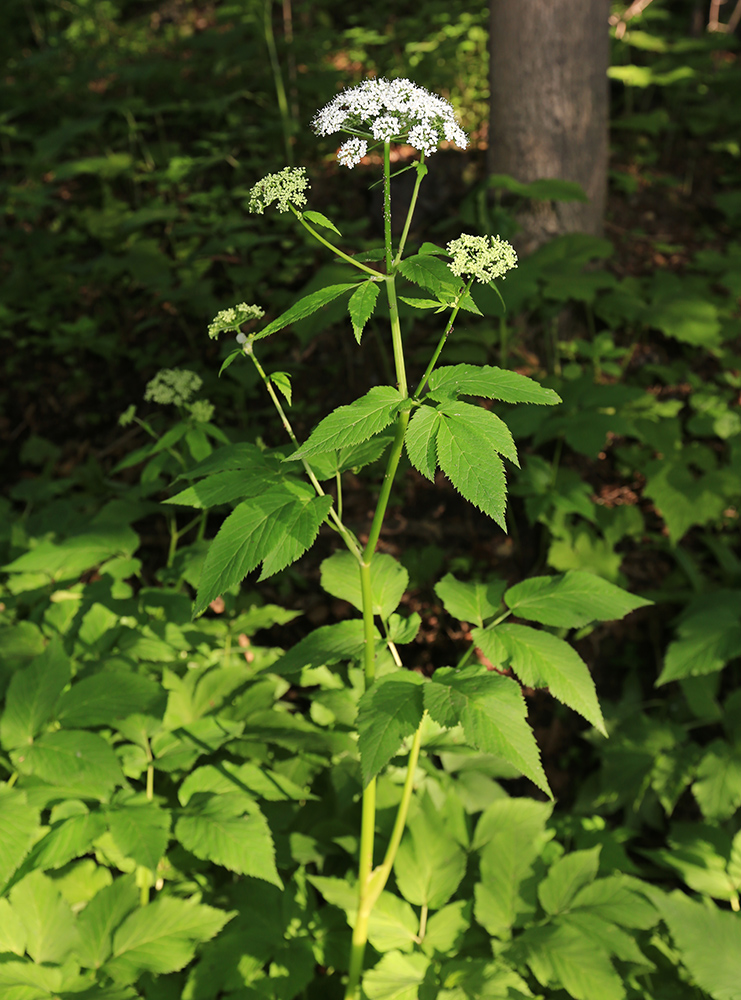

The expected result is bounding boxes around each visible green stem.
[414,277,473,397]
[263,0,292,165]
[383,141,393,274]
[294,211,381,277]
[246,342,362,560]
[393,156,427,266]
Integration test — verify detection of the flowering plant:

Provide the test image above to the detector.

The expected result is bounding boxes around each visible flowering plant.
[166,77,647,1000]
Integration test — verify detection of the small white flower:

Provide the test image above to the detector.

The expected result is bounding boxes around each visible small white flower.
[208,303,264,339]
[248,167,309,214]
[144,369,203,406]
[312,77,467,166]
[337,137,368,168]
[446,234,518,284]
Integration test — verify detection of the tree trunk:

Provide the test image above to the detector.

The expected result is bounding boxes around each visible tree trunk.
[488,0,610,254]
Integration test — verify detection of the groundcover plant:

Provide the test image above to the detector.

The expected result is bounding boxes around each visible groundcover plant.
[6,68,741,1000]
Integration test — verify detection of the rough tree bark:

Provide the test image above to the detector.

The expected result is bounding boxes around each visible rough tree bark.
[488,0,610,254]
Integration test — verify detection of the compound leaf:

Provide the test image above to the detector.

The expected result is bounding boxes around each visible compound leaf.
[424,666,550,795]
[475,623,606,736]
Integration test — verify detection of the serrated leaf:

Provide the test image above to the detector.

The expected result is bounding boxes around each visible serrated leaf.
[193,485,332,616]
[255,283,359,341]
[0,897,26,956]
[693,741,741,822]
[362,950,430,1000]
[0,640,70,750]
[13,730,124,799]
[435,573,505,628]
[398,255,480,314]
[357,671,425,785]
[655,891,741,1000]
[348,280,380,343]
[320,551,408,620]
[105,895,233,983]
[55,672,164,729]
[475,623,606,736]
[394,793,467,910]
[421,900,471,958]
[387,613,421,644]
[504,571,652,628]
[175,793,280,885]
[24,809,107,873]
[473,798,553,936]
[308,434,392,481]
[405,405,441,480]
[0,789,39,889]
[435,404,511,528]
[516,921,625,1000]
[107,803,171,871]
[76,875,140,970]
[288,386,404,460]
[270,370,292,405]
[658,605,741,685]
[427,364,561,406]
[9,870,79,964]
[367,893,420,954]
[179,759,311,804]
[569,876,658,929]
[302,209,342,236]
[399,295,446,310]
[538,846,601,915]
[271,619,371,675]
[424,666,550,795]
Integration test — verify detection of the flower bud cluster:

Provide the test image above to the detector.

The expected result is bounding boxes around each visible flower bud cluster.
[144,368,203,407]
[207,303,264,340]
[312,77,467,167]
[446,234,518,284]
[248,167,309,214]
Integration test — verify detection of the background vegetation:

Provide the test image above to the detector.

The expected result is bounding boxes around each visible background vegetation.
[1,1,740,998]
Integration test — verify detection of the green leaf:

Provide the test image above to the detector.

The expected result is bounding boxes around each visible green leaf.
[76,875,140,970]
[13,730,124,799]
[405,405,441,480]
[474,623,606,736]
[288,386,404,460]
[436,957,534,999]
[270,370,292,405]
[427,364,561,406]
[394,792,467,910]
[175,793,281,886]
[538,846,601,915]
[367,893,420,954]
[0,789,39,889]
[55,672,165,729]
[0,897,26,957]
[165,468,280,508]
[424,666,550,795]
[648,295,722,347]
[655,891,741,1000]
[302,209,342,236]
[399,295,446,310]
[357,671,425,785]
[255,283,360,341]
[271,620,371,675]
[658,603,741,684]
[693,741,741,822]
[348,280,380,343]
[179,759,312,804]
[568,876,658,930]
[1,524,139,579]
[104,895,234,983]
[504,571,652,628]
[488,173,589,202]
[421,900,472,958]
[9,870,79,964]
[435,404,511,528]
[107,802,171,870]
[24,809,107,873]
[473,798,553,937]
[643,455,726,542]
[387,612,421,645]
[308,434,392,481]
[0,640,70,750]
[362,951,430,1000]
[398,255,480,314]
[516,921,625,1000]
[434,573,505,628]
[641,823,738,902]
[193,485,333,616]
[320,551,408,619]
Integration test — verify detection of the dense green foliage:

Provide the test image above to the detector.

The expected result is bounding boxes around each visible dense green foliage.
[2,1,741,998]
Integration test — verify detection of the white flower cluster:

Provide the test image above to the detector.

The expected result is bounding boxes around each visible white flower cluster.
[144,368,203,407]
[207,303,264,340]
[248,167,309,214]
[312,78,467,166]
[446,234,518,284]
